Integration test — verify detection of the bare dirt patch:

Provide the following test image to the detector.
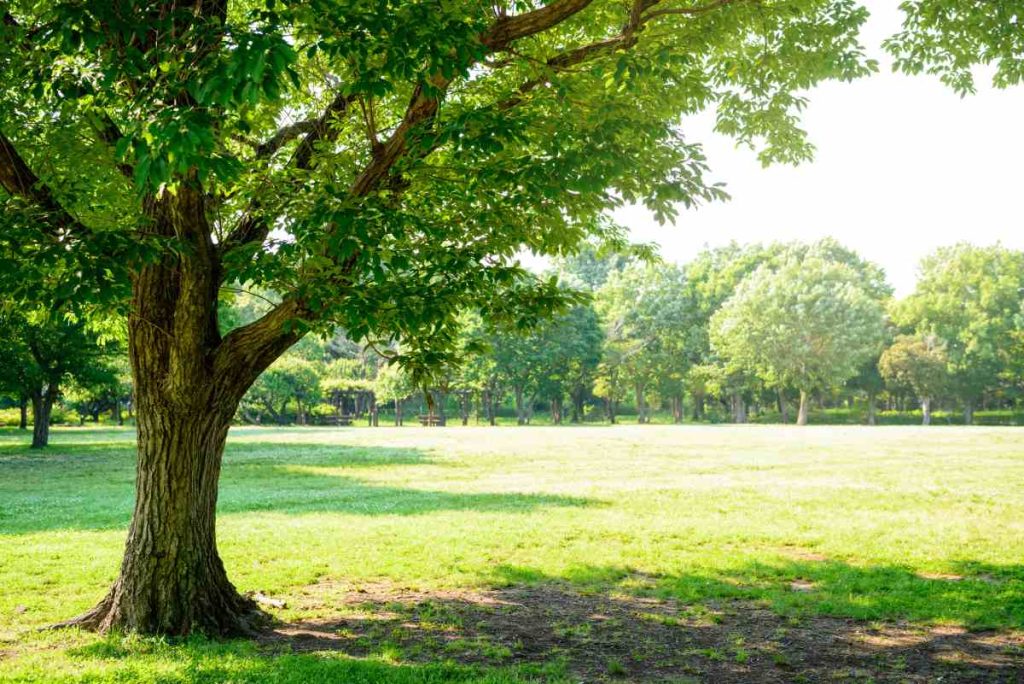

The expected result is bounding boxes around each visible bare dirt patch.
[260,579,1024,682]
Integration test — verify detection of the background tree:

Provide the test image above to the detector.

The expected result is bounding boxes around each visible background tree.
[240,355,322,425]
[373,363,414,426]
[892,245,1024,423]
[879,334,949,425]
[0,312,114,447]
[710,247,886,425]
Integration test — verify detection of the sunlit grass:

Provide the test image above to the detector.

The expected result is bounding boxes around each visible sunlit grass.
[1,425,1022,681]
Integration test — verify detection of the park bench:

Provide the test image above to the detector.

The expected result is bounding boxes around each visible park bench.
[417,414,443,426]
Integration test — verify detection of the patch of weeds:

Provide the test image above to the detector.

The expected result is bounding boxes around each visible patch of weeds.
[373,641,403,663]
[686,647,725,662]
[606,657,627,677]
[441,637,511,662]
[553,622,592,640]
[638,611,683,627]
[681,604,723,625]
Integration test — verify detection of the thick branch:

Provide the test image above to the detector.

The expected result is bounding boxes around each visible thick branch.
[212,297,306,404]
[482,0,597,50]
[88,113,133,179]
[0,131,89,236]
[220,92,356,256]
[641,0,739,23]
[254,120,316,159]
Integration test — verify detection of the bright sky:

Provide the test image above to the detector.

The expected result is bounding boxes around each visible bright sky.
[611,0,1024,296]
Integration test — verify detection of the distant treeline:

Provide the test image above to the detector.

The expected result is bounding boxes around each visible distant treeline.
[3,239,1023,429]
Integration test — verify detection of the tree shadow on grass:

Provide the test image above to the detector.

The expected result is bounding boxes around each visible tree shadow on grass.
[60,637,565,683]
[258,562,1024,683]
[0,440,593,534]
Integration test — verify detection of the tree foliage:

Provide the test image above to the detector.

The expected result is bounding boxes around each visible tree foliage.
[710,244,886,420]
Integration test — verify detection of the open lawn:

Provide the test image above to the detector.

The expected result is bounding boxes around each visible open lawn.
[1,425,1022,682]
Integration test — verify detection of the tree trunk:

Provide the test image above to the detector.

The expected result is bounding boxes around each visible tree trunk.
[692,393,704,421]
[114,398,124,426]
[779,391,789,424]
[922,397,932,426]
[867,394,877,426]
[19,395,27,430]
[30,384,57,448]
[514,386,526,425]
[571,390,584,423]
[58,188,304,636]
[435,390,447,426]
[549,398,558,425]
[395,398,403,426]
[634,382,646,424]
[460,392,469,426]
[796,390,809,426]
[730,392,746,424]
[963,398,974,425]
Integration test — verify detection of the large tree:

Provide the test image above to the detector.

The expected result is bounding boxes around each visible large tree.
[1,0,877,634]
[595,261,698,423]
[892,245,1024,423]
[710,246,886,425]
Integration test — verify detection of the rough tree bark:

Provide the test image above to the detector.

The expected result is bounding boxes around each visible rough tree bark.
[56,188,302,636]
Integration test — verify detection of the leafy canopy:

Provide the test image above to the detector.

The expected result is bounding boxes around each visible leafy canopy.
[710,243,886,393]
[1,0,876,377]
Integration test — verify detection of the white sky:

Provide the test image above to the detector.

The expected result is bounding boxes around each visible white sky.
[609,0,1024,296]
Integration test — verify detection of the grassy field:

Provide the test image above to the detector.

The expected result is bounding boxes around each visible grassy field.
[1,425,1022,682]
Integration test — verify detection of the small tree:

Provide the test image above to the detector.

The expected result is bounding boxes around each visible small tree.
[879,335,948,426]
[240,356,321,424]
[711,248,886,425]
[0,312,115,447]
[374,363,414,426]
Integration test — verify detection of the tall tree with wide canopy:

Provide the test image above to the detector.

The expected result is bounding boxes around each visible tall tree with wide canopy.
[0,0,876,634]
[892,245,1024,424]
[710,245,886,425]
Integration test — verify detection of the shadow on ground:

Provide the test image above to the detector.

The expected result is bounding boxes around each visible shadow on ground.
[0,439,593,534]
[260,564,1024,683]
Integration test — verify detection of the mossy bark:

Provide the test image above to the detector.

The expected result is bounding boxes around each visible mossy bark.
[58,187,301,636]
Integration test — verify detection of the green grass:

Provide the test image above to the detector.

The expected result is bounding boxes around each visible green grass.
[1,425,1023,681]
